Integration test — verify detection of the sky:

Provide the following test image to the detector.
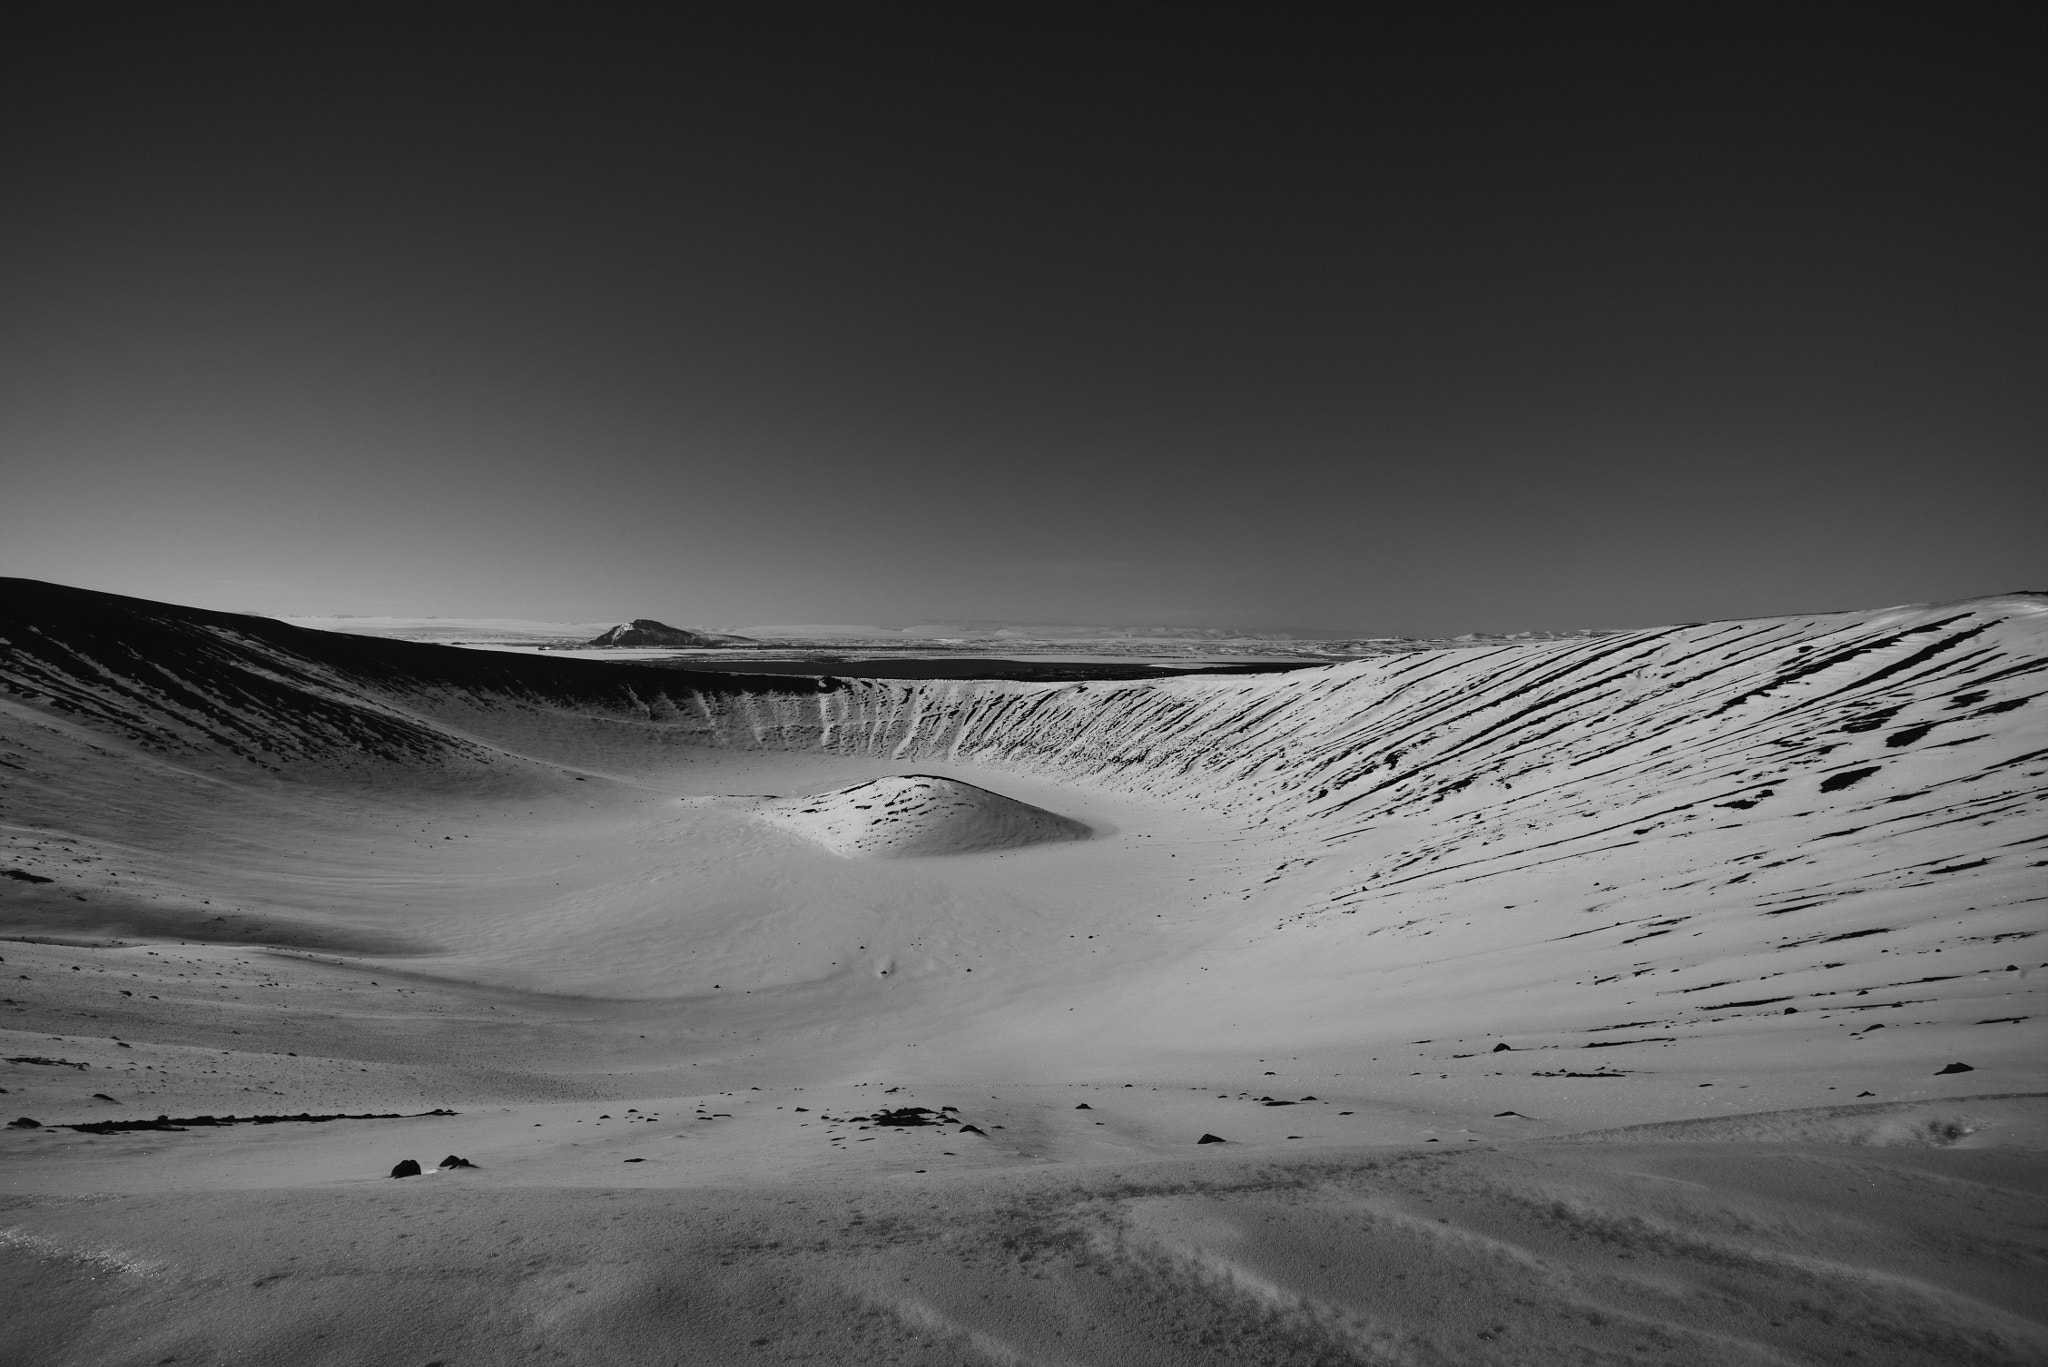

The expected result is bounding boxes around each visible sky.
[3,13,2041,637]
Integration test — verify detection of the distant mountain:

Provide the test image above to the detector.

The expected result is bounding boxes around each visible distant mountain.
[586,619,756,648]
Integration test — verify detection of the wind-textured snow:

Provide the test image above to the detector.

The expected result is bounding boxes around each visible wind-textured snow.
[1,579,2042,1074]
[735,775,1091,857]
[4,579,2045,1367]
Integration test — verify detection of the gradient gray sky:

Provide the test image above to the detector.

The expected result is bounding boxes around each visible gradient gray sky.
[4,13,2041,636]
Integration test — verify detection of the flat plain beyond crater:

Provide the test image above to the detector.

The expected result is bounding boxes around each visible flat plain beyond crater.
[1,579,2044,1366]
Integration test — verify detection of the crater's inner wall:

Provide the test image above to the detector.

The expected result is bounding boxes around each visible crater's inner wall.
[486,596,2043,853]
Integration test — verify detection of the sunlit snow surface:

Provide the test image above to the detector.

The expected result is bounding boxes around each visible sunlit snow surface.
[1,581,2043,1365]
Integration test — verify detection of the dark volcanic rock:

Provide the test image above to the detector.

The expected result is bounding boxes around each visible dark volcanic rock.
[587,620,752,648]
[869,1107,938,1127]
[390,1159,422,1178]
[63,1107,458,1135]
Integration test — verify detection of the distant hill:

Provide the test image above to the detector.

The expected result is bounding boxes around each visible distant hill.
[586,619,756,647]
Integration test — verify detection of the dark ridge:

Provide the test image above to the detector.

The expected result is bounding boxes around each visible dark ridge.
[62,1107,458,1135]
[0,577,829,767]
[646,656,1326,682]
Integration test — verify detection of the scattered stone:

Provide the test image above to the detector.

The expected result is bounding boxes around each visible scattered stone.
[8,1116,41,1128]
[1197,1133,1226,1144]
[1857,1091,1876,1097]
[622,1158,645,1163]
[1934,1062,1975,1075]
[92,1093,116,1102]
[870,1107,939,1126]
[390,1159,422,1178]
[1493,1111,1523,1118]
[1074,1103,1092,1110]
[957,1124,985,1136]
[1262,1100,1296,1107]
[1492,1043,1512,1052]
[439,1155,475,1169]
[6,1056,87,1070]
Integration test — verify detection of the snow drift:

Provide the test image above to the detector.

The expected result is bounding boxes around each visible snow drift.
[737,774,1091,857]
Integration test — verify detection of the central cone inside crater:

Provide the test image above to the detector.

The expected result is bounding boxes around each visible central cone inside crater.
[745,774,1092,857]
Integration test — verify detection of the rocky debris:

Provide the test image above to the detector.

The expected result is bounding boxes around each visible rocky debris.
[1492,1043,1513,1052]
[1819,766,1882,793]
[1197,1133,1226,1144]
[1262,1100,1296,1107]
[1935,1062,1975,1074]
[390,1159,422,1178]
[92,1093,117,1102]
[439,1155,475,1169]
[1,869,54,884]
[1494,1111,1525,1118]
[622,1158,645,1163]
[957,1124,986,1136]
[1074,1103,1092,1110]
[8,1116,41,1128]
[1532,1069,1627,1079]
[869,1107,939,1127]
[6,1056,88,1069]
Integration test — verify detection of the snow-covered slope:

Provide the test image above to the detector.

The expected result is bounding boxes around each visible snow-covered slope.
[1,579,2041,1102]
[734,775,1091,857]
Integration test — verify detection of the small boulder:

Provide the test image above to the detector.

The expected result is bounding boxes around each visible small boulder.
[439,1155,475,1169]
[390,1159,422,1178]
[8,1117,40,1129]
[1074,1103,1092,1110]
[1934,1062,1975,1075]
[1492,1043,1512,1053]
[957,1124,985,1136]
[1197,1133,1226,1144]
